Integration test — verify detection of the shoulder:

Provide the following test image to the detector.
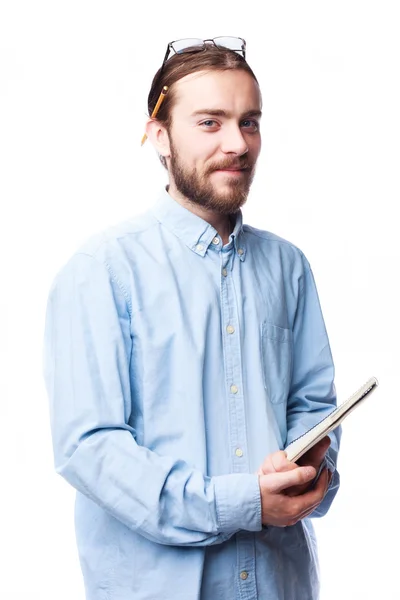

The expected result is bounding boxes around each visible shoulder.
[49,209,158,303]
[76,209,157,261]
[243,223,311,272]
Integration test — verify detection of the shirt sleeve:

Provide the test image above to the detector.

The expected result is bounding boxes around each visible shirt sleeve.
[43,252,262,547]
[286,259,341,517]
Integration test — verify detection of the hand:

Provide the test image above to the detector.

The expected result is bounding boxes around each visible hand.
[257,449,297,477]
[258,436,332,497]
[285,436,332,497]
[259,465,329,527]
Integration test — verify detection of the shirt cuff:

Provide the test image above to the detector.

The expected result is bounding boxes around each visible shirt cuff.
[213,473,262,533]
[324,453,336,474]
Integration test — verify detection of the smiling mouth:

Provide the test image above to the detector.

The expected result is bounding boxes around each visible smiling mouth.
[215,168,248,175]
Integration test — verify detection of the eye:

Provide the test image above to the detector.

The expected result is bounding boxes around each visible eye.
[200,120,219,128]
[241,119,259,132]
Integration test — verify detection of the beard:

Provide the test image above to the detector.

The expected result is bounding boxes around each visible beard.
[168,137,256,216]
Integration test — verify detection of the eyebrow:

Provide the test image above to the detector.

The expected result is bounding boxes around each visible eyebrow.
[190,109,262,119]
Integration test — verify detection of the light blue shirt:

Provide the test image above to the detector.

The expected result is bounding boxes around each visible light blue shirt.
[43,186,340,600]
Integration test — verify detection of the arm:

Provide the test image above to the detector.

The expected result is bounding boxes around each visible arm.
[286,260,341,517]
[43,252,261,547]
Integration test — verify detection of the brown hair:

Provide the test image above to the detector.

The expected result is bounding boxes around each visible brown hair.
[147,45,260,169]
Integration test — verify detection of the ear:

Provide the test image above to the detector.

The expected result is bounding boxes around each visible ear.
[145,119,171,159]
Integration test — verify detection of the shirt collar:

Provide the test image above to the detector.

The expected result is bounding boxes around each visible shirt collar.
[151,187,247,260]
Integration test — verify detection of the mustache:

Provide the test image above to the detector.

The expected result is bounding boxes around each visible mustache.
[208,161,252,172]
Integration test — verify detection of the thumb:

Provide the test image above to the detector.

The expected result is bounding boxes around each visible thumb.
[261,466,317,493]
[270,451,297,473]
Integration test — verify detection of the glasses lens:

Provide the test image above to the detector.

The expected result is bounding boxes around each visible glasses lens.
[172,38,204,54]
[213,36,245,52]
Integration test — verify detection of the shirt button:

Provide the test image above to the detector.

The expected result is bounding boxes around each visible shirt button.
[230,384,238,394]
[226,325,235,334]
[222,268,228,277]
[212,236,220,245]
[240,571,248,580]
[235,448,243,457]
[238,248,244,256]
[196,244,204,252]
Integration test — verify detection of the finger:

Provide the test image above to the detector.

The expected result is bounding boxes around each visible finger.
[262,451,297,475]
[284,468,330,516]
[262,466,317,494]
[302,468,330,504]
[271,451,298,473]
[297,470,331,519]
[297,502,321,521]
[323,469,333,494]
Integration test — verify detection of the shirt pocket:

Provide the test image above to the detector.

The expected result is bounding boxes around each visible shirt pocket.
[261,322,293,405]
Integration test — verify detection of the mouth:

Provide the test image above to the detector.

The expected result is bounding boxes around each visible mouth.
[214,168,248,176]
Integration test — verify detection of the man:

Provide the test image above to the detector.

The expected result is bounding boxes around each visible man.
[43,37,340,600]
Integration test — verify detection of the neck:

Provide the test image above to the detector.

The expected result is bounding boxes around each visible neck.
[166,183,234,245]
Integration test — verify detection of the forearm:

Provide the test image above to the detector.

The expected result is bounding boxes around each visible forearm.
[56,428,262,546]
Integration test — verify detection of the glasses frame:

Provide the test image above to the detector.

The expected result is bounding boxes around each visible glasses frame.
[160,36,246,76]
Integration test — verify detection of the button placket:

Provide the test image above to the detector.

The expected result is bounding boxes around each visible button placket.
[220,250,248,473]
[219,240,256,598]
[236,531,257,597]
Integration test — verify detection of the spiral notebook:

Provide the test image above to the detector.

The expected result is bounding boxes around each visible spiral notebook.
[284,376,379,462]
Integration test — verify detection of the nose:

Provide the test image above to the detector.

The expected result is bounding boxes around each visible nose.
[220,124,249,156]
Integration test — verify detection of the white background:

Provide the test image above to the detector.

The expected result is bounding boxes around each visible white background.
[1,1,399,599]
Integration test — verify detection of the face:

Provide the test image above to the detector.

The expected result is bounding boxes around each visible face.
[162,69,262,215]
